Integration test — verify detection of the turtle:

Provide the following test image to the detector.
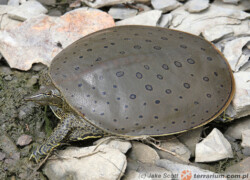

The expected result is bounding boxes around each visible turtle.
[26,25,235,162]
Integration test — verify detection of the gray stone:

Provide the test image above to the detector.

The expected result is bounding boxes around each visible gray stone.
[241,129,250,156]
[108,6,138,19]
[202,26,233,42]
[185,0,209,13]
[0,133,19,157]
[37,0,56,6]
[151,0,181,13]
[156,159,226,180]
[8,0,48,21]
[223,37,250,72]
[225,116,250,140]
[82,0,134,8]
[156,137,191,162]
[93,138,132,154]
[0,0,7,5]
[31,63,47,71]
[7,0,19,6]
[116,10,162,26]
[178,127,202,157]
[222,0,240,4]
[214,0,250,11]
[136,3,152,12]
[18,101,36,120]
[128,141,160,164]
[26,75,39,87]
[16,134,32,146]
[4,75,13,81]
[0,5,21,30]
[226,72,250,119]
[0,151,6,161]
[195,128,233,162]
[43,145,127,180]
[158,13,172,27]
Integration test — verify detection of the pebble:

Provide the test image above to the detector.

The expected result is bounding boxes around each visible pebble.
[26,75,39,87]
[116,10,162,26]
[0,152,6,161]
[36,0,56,6]
[16,134,32,146]
[136,3,152,12]
[241,129,250,156]
[82,0,134,8]
[4,75,13,81]
[226,72,250,119]
[158,13,172,27]
[0,133,19,157]
[225,116,250,140]
[151,0,181,13]
[156,159,226,180]
[8,1,48,21]
[43,145,127,180]
[178,127,203,157]
[108,6,138,19]
[185,0,209,13]
[222,0,240,4]
[18,102,36,120]
[202,25,233,42]
[7,0,19,6]
[31,63,47,71]
[195,128,233,162]
[128,141,160,164]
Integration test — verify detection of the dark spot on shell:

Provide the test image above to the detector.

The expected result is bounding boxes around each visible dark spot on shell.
[94,101,97,104]
[139,115,143,118]
[194,101,199,105]
[183,121,186,123]
[180,45,187,49]
[143,102,147,106]
[155,100,160,104]
[102,92,106,95]
[207,93,212,98]
[110,42,115,45]
[117,97,120,100]
[104,46,108,48]
[87,49,92,52]
[125,105,128,108]
[179,96,183,99]
[134,45,141,49]
[134,33,139,36]
[71,95,74,97]
[190,74,194,76]
[161,37,168,40]
[63,61,67,63]
[79,56,83,58]
[143,127,146,129]
[116,71,124,77]
[86,94,90,97]
[120,51,125,54]
[78,83,82,87]
[92,87,95,89]
[145,84,153,91]
[187,58,195,64]
[154,116,158,119]
[174,108,178,111]
[206,110,209,113]
[165,89,172,94]
[179,37,183,39]
[73,52,76,54]
[162,64,169,70]
[102,38,106,40]
[113,119,117,122]
[154,46,161,50]
[148,32,153,35]
[163,127,166,129]
[135,123,139,126]
[201,48,206,51]
[214,72,218,76]
[207,57,212,61]
[124,38,131,40]
[100,113,104,116]
[220,84,224,88]
[174,61,182,67]
[144,65,150,70]
[121,128,125,130]
[107,102,110,104]
[184,83,190,89]
[113,85,117,88]
[130,94,136,99]
[145,40,152,42]
[75,67,80,70]
[172,121,175,124]
[150,126,154,128]
[157,74,163,80]
[203,77,209,81]
[96,57,102,61]
[99,76,103,80]
[136,72,143,79]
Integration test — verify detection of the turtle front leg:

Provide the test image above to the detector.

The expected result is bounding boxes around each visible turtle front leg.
[30,113,74,163]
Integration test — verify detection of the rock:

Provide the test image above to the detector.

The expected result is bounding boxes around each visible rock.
[108,6,138,19]
[0,133,19,157]
[225,116,250,140]
[81,0,134,8]
[134,0,150,3]
[43,145,127,180]
[18,101,36,120]
[156,137,191,162]
[0,5,21,30]
[93,138,132,154]
[0,0,8,5]
[128,141,160,164]
[170,4,250,36]
[214,0,250,11]
[4,75,13,81]
[225,157,250,175]
[31,63,47,71]
[16,134,32,146]
[26,75,39,87]
[116,10,162,26]
[241,129,250,156]
[195,128,233,162]
[202,26,233,42]
[0,151,6,161]
[37,0,56,6]
[0,8,115,71]
[151,0,181,13]
[47,8,62,16]
[223,37,250,72]
[7,0,19,6]
[226,72,250,119]
[178,127,202,157]
[158,13,172,27]
[136,3,152,12]
[8,1,48,21]
[222,0,240,4]
[157,159,226,180]
[184,0,209,13]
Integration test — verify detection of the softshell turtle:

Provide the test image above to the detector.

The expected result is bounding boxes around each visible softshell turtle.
[27,25,235,162]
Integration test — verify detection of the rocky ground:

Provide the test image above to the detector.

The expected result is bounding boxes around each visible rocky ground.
[0,0,249,179]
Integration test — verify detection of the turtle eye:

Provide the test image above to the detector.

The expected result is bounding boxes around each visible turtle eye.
[45,91,52,96]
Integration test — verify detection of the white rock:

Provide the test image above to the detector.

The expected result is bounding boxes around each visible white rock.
[43,145,127,180]
[0,5,21,30]
[8,0,19,6]
[108,6,138,19]
[202,26,233,42]
[136,3,152,12]
[8,1,48,21]
[116,10,162,26]
[241,129,250,156]
[214,0,250,11]
[151,0,181,13]
[184,0,209,13]
[157,159,226,180]
[225,116,250,140]
[226,71,250,118]
[223,37,250,72]
[195,128,233,162]
[158,13,172,27]
[222,0,240,4]
[170,4,250,36]
[81,0,134,8]
[128,142,160,164]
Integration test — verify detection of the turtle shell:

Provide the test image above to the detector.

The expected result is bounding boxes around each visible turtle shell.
[49,25,235,137]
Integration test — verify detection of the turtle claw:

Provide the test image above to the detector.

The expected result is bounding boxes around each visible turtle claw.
[29,149,44,163]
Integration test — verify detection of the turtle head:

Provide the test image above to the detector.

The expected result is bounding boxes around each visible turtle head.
[25,84,63,107]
